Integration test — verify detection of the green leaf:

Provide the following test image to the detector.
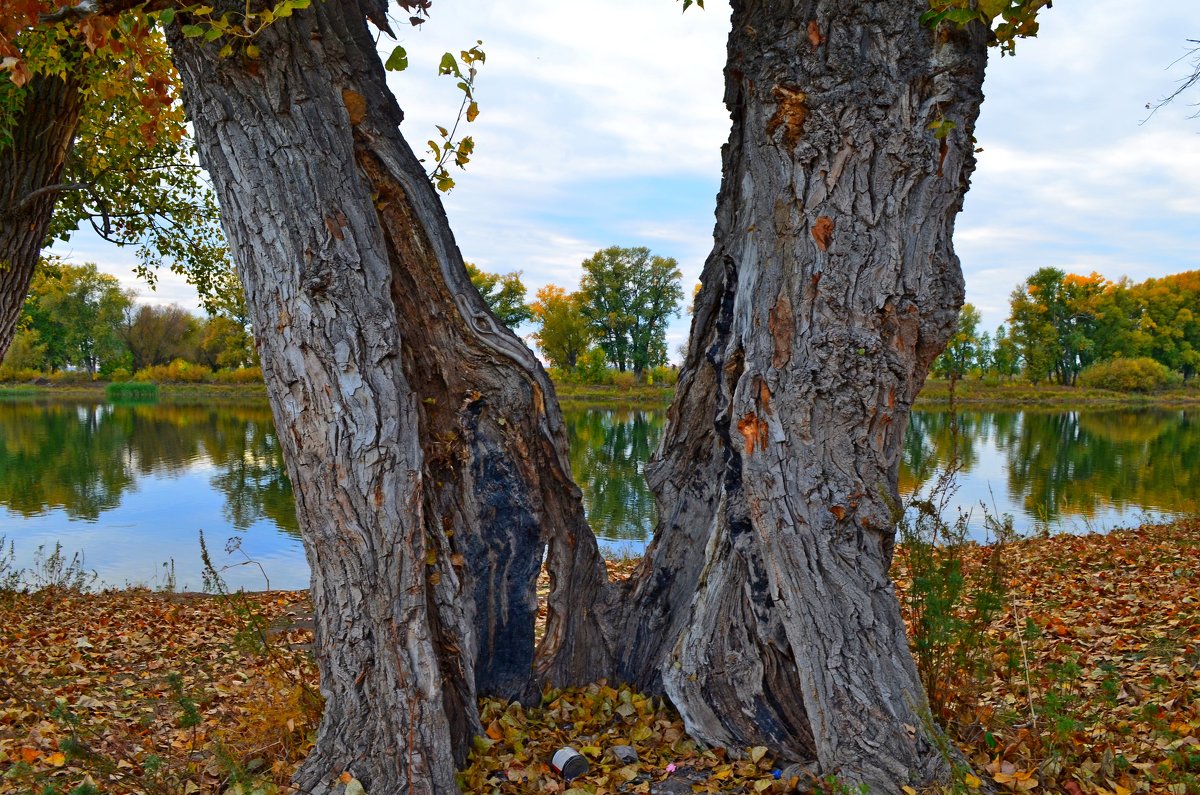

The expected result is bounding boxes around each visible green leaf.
[438,52,461,77]
[978,0,1008,18]
[384,46,409,72]
[157,8,175,26]
[181,25,205,38]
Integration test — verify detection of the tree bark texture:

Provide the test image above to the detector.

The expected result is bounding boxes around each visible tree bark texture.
[170,2,614,792]
[617,2,988,791]
[0,71,86,360]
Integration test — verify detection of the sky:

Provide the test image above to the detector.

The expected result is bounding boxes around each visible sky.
[53,0,1199,360]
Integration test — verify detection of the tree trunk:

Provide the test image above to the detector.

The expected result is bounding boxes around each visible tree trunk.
[0,71,85,360]
[170,2,614,792]
[617,1,988,791]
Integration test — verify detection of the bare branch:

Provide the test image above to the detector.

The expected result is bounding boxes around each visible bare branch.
[1143,39,1200,123]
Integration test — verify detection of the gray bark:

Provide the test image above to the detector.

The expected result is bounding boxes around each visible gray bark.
[170,1,614,792]
[617,1,989,791]
[0,71,86,361]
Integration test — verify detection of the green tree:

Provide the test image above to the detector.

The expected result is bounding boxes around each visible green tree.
[931,302,981,383]
[530,284,594,369]
[991,324,1020,380]
[1126,270,1200,380]
[197,314,255,370]
[578,246,683,374]
[465,262,533,328]
[1009,268,1106,385]
[0,6,229,361]
[119,303,198,371]
[24,259,130,376]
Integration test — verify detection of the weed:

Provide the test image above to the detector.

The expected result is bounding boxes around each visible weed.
[894,468,1011,728]
[104,381,159,402]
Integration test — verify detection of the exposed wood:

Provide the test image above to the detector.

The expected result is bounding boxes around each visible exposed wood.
[169,1,616,791]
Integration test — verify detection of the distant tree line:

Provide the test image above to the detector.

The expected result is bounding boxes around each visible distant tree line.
[468,245,685,383]
[933,267,1200,391]
[0,258,257,382]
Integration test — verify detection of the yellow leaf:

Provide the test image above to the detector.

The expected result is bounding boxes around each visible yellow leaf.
[47,752,66,767]
[750,745,768,763]
[965,773,982,789]
[903,788,918,795]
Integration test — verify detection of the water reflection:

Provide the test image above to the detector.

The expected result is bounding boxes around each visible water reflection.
[901,408,1199,530]
[561,408,665,542]
[1,399,1197,587]
[0,399,296,533]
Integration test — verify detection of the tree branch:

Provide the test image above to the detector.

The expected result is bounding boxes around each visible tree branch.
[3,182,91,218]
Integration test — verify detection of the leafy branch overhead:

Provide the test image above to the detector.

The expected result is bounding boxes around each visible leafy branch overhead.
[386,41,487,194]
[922,0,1054,55]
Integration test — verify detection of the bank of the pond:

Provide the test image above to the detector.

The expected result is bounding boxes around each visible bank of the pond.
[916,378,1200,408]
[0,382,268,401]
[7,378,1200,410]
[2,520,1198,794]
[555,380,1200,410]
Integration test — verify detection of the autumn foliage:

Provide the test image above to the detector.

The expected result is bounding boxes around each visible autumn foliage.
[1,520,1198,794]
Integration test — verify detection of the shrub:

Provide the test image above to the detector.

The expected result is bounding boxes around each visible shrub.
[106,367,132,381]
[575,348,610,385]
[213,366,264,385]
[0,366,43,383]
[134,358,214,384]
[47,369,91,384]
[651,365,679,386]
[1078,357,1175,392]
[612,371,636,391]
[106,382,159,402]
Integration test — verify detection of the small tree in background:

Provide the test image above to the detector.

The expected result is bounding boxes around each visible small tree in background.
[530,284,594,370]
[466,262,533,328]
[578,246,682,375]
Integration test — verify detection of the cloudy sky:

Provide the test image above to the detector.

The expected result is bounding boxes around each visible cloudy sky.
[56,0,1199,359]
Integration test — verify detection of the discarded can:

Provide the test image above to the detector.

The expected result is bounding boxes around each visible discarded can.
[550,747,589,780]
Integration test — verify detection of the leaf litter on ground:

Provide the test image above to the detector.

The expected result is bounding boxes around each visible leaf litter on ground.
[0,520,1196,794]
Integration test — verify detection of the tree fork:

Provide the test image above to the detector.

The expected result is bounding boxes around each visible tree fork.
[616,1,989,790]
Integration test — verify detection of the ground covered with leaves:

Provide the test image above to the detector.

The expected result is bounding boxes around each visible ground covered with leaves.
[1,521,1197,794]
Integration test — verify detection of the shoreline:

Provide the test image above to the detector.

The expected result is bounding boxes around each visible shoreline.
[5,378,1200,410]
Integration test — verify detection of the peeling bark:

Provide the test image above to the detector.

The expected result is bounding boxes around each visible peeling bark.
[617,1,988,791]
[169,2,614,792]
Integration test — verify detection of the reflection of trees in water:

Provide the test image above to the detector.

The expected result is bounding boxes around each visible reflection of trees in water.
[900,408,1200,524]
[4,401,1196,540]
[1002,409,1200,521]
[0,399,297,533]
[899,409,985,493]
[563,408,665,541]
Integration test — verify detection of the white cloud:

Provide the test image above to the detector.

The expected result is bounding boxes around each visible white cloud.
[54,0,1197,356]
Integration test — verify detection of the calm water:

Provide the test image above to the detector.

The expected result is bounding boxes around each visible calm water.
[1,398,1195,589]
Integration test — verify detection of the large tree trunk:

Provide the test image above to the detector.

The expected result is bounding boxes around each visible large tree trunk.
[170,2,614,792]
[617,1,988,791]
[0,71,85,360]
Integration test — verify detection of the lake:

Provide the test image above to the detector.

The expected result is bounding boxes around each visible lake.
[1,397,1195,590]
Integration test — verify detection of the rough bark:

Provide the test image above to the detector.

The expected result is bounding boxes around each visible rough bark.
[170,2,614,792]
[617,1,988,791]
[0,71,86,360]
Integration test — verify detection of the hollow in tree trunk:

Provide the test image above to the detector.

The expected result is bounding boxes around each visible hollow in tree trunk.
[169,2,615,792]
